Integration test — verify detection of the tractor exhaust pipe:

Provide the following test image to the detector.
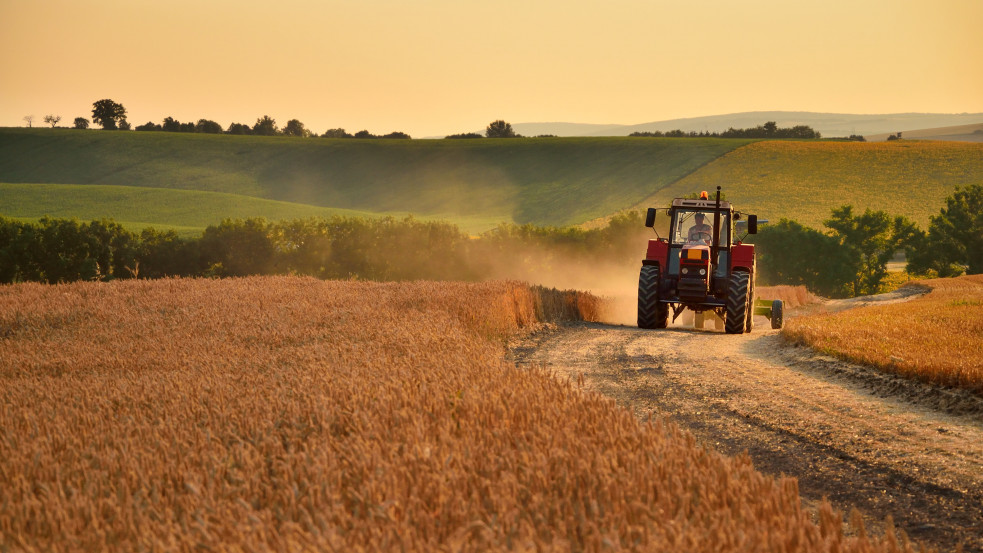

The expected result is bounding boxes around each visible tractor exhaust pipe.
[711,186,721,277]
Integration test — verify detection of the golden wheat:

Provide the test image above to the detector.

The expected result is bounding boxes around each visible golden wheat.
[784,274,983,393]
[0,277,918,551]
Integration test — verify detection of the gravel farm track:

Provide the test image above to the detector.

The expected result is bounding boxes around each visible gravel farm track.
[510,289,983,553]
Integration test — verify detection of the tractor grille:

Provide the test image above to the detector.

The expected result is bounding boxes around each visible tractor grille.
[677,276,708,299]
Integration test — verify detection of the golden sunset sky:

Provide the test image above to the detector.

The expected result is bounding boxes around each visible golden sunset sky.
[2,0,981,137]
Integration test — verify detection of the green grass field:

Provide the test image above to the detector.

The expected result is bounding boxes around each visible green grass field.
[0,129,748,230]
[0,183,390,237]
[635,140,983,229]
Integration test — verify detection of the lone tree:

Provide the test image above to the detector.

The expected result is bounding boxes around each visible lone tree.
[161,117,183,132]
[486,119,516,138]
[91,99,127,130]
[73,117,89,129]
[227,122,251,135]
[43,115,62,128]
[322,128,351,138]
[282,119,308,137]
[196,119,223,134]
[825,206,921,296]
[252,115,278,136]
[22,115,34,127]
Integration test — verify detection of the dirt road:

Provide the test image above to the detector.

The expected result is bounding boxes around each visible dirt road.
[511,307,983,552]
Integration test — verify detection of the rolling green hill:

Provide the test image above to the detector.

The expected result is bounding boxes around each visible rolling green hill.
[0,129,748,230]
[0,183,389,237]
[636,140,983,229]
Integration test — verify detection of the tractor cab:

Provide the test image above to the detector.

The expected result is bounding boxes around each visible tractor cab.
[668,205,732,300]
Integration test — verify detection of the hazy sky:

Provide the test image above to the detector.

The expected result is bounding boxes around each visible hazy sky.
[2,0,981,137]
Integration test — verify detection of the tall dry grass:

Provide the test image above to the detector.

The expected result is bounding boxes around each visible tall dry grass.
[1,277,918,551]
[756,285,822,309]
[784,274,983,393]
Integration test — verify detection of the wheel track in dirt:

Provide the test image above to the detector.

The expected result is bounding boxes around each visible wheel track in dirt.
[510,319,983,553]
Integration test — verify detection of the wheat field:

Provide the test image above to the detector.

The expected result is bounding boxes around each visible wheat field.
[1,277,918,551]
[784,274,983,393]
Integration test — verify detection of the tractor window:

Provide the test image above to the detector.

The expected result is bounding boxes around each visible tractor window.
[672,210,730,247]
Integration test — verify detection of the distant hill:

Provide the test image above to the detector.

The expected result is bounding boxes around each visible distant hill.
[513,112,983,139]
[866,122,983,143]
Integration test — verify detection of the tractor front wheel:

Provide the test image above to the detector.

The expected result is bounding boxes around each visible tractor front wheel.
[638,265,669,329]
[725,271,750,334]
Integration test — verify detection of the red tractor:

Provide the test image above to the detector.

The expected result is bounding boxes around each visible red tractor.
[637,187,783,333]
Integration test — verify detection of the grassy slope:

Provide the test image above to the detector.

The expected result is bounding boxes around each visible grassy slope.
[638,140,983,229]
[0,183,388,237]
[0,129,747,229]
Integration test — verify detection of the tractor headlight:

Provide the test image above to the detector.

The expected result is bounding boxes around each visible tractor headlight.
[699,268,706,276]
[681,268,689,275]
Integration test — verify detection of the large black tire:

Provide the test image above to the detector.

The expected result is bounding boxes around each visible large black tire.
[725,271,750,334]
[771,299,784,329]
[638,265,669,329]
[745,273,755,333]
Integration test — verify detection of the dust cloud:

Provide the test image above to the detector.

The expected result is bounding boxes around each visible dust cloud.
[474,245,644,326]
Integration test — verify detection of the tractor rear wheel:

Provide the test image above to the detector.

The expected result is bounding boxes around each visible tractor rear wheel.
[725,271,750,334]
[638,265,669,329]
[745,274,755,333]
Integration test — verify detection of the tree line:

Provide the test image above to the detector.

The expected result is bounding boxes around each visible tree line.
[0,213,649,284]
[630,121,822,139]
[54,99,413,139]
[47,99,535,140]
[134,116,412,139]
[45,100,535,141]
[749,184,982,296]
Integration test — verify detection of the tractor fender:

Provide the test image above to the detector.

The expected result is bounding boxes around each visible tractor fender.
[644,239,669,268]
[730,243,755,274]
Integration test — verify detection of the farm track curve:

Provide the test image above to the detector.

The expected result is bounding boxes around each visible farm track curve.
[510,304,983,552]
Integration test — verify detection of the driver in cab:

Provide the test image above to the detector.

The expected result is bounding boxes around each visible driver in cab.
[687,213,713,244]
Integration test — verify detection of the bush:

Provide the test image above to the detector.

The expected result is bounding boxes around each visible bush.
[748,219,855,297]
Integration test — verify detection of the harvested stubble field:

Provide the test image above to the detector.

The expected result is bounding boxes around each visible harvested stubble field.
[1,277,918,552]
[784,274,983,394]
